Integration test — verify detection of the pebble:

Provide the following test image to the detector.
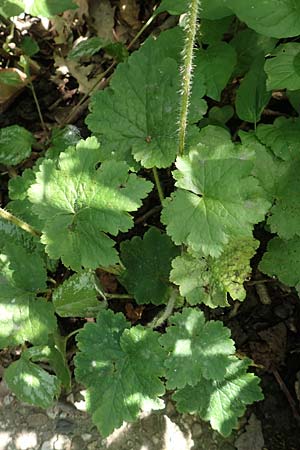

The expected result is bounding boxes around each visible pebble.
[53,435,71,450]
[191,422,203,438]
[15,431,38,449]
[70,436,85,449]
[28,413,48,427]
[41,441,53,450]
[82,433,92,442]
[87,442,98,450]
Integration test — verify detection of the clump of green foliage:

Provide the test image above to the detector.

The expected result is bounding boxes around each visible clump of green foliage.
[1,0,300,438]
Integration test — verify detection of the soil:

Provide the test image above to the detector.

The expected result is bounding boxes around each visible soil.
[1,2,300,450]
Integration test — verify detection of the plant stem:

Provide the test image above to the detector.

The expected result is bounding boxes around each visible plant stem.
[127,12,156,50]
[152,167,164,205]
[30,81,47,132]
[0,207,41,238]
[105,293,133,299]
[178,0,200,156]
[148,289,177,329]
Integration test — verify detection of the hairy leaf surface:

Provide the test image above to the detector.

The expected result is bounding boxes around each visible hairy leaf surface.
[75,310,166,436]
[170,238,258,308]
[160,308,235,389]
[173,357,263,436]
[119,228,179,305]
[161,127,269,256]
[28,137,152,270]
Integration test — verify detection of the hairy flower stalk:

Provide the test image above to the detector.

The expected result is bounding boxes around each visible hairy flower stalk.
[178,0,201,156]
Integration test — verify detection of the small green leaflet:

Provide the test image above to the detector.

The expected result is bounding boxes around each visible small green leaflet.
[227,0,300,38]
[230,29,277,77]
[46,125,81,161]
[75,310,166,437]
[239,131,284,201]
[173,356,263,436]
[264,44,300,91]
[8,168,36,201]
[236,55,271,124]
[1,240,47,291]
[26,0,77,17]
[53,271,104,317]
[161,126,270,257]
[170,238,258,308]
[4,356,60,408]
[0,0,24,17]
[194,43,236,101]
[0,125,36,166]
[119,227,180,305]
[256,117,300,161]
[68,37,108,60]
[259,237,300,287]
[267,160,300,239]
[155,0,232,19]
[0,278,57,348]
[160,308,235,389]
[23,342,71,390]
[28,137,152,270]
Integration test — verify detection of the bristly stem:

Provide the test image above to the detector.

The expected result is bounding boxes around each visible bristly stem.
[178,0,200,156]
[0,207,41,238]
[152,167,164,205]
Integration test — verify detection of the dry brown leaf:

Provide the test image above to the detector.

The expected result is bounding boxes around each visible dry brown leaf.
[89,0,115,41]
[0,68,33,114]
[235,414,264,450]
[119,0,140,29]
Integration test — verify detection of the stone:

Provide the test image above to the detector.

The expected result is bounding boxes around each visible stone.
[53,434,71,450]
[28,413,48,427]
[82,433,92,442]
[71,436,85,450]
[16,431,38,449]
[191,422,203,438]
[41,441,53,450]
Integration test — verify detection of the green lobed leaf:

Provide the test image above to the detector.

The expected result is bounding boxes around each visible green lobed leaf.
[156,0,232,19]
[0,0,24,17]
[200,16,233,45]
[161,126,270,257]
[86,28,182,168]
[264,43,300,91]
[119,227,180,305]
[4,356,60,408]
[267,160,300,239]
[0,278,57,348]
[170,237,258,308]
[239,131,285,201]
[53,270,104,317]
[1,240,47,291]
[173,356,263,436]
[227,0,300,38]
[46,125,81,161]
[236,55,271,124]
[23,341,71,390]
[230,29,277,77]
[160,308,235,389]
[256,117,300,161]
[194,43,236,101]
[28,137,152,270]
[8,168,36,201]
[68,37,108,60]
[27,0,77,17]
[74,310,166,437]
[259,237,300,287]
[0,125,35,166]
[86,28,205,168]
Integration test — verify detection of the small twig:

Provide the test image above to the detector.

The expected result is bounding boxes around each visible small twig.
[135,205,162,224]
[0,207,41,238]
[29,81,47,132]
[272,368,300,424]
